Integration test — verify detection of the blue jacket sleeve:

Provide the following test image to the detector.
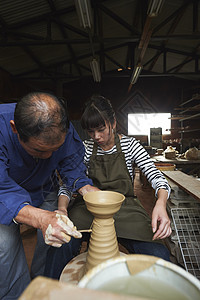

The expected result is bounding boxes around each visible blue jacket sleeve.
[57,123,93,193]
[0,133,32,225]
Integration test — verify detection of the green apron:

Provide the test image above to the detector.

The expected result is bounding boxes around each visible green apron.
[69,135,155,242]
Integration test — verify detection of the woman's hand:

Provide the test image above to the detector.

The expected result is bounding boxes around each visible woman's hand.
[78,184,100,196]
[151,189,172,240]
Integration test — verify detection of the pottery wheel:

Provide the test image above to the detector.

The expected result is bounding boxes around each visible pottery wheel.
[60,251,126,285]
[60,191,125,285]
[60,252,87,285]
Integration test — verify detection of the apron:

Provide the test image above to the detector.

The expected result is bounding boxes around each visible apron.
[69,134,156,242]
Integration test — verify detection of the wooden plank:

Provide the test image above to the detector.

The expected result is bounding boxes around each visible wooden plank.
[178,128,200,133]
[179,95,200,106]
[152,155,200,164]
[169,115,189,120]
[179,112,200,121]
[174,104,200,111]
[162,170,200,201]
[179,103,200,114]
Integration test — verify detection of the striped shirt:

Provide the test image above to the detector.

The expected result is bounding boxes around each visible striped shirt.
[58,135,170,198]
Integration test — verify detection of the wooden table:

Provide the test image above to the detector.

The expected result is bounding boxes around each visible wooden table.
[162,170,200,202]
[151,155,200,176]
[152,155,200,165]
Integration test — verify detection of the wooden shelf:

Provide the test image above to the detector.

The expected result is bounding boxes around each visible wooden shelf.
[174,103,200,111]
[179,94,200,106]
[172,91,200,151]
[178,128,200,133]
[179,103,200,114]
[169,115,189,120]
[179,112,200,121]
[170,88,200,153]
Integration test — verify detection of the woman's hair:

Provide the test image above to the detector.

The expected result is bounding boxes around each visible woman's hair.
[81,95,115,130]
[14,92,69,143]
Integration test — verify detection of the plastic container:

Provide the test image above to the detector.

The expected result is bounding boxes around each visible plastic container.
[78,254,200,300]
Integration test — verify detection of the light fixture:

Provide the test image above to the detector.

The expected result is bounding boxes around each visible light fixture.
[147,0,165,17]
[90,58,101,82]
[74,0,93,28]
[130,64,142,85]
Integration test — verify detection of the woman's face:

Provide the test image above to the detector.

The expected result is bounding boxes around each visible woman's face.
[87,121,115,148]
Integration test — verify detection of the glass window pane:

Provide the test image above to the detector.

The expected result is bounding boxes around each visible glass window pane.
[128,113,171,135]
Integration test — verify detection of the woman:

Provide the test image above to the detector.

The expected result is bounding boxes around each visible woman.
[44,95,172,279]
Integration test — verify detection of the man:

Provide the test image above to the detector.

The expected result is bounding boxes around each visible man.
[0,92,97,299]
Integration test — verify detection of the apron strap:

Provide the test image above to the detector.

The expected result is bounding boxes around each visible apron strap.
[92,141,98,156]
[114,133,121,153]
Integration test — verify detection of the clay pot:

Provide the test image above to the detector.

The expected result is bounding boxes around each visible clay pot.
[83,191,125,272]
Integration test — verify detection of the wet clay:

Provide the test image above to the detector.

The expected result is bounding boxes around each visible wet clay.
[126,254,158,276]
[45,213,82,248]
[83,191,125,272]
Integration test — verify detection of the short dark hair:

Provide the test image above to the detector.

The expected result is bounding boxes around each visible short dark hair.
[81,95,115,130]
[14,92,69,143]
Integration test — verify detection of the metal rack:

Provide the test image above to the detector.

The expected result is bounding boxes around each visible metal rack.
[171,208,200,280]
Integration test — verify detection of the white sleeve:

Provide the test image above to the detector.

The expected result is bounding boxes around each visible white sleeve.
[129,138,171,198]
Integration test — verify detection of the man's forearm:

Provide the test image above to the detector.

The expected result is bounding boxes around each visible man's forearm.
[14,203,82,247]
[14,205,48,229]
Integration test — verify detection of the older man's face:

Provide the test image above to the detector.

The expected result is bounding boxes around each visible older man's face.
[19,133,66,159]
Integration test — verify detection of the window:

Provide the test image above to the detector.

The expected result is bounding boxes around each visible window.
[128,113,171,135]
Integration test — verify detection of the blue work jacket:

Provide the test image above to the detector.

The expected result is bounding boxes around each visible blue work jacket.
[0,103,92,225]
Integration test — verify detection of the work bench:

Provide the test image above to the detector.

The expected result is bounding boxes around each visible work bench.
[151,155,200,177]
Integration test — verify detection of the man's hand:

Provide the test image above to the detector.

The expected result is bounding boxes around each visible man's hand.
[14,205,82,248]
[44,212,82,247]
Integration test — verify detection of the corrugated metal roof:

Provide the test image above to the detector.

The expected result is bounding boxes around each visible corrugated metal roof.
[0,0,199,85]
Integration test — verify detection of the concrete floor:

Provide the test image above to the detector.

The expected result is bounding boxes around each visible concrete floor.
[22,170,155,273]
